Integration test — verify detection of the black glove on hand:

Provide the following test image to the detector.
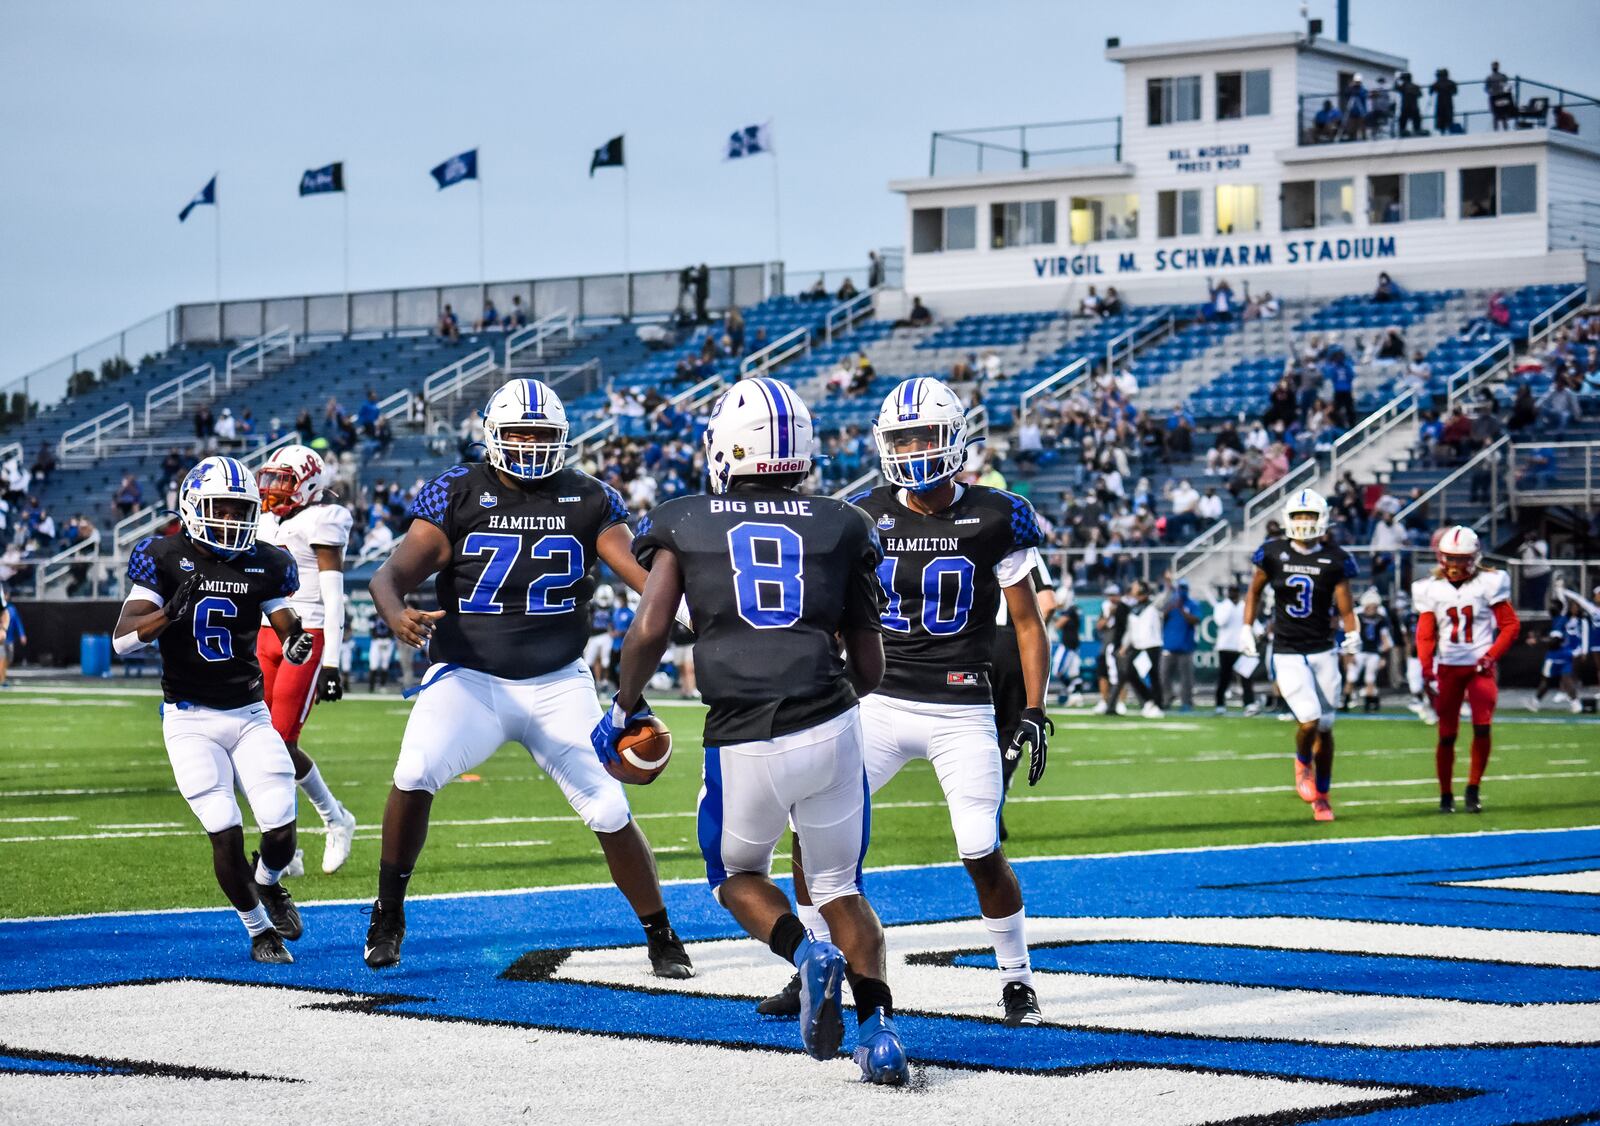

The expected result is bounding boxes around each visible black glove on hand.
[317,666,344,701]
[1006,707,1054,786]
[283,631,315,666]
[163,574,201,625]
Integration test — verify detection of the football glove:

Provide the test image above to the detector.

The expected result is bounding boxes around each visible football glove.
[318,666,345,701]
[283,631,315,666]
[1006,707,1054,787]
[163,574,201,625]
[591,694,652,768]
[1422,663,1439,699]
[1237,629,1258,659]
[1340,631,1361,657]
[1475,657,1497,678]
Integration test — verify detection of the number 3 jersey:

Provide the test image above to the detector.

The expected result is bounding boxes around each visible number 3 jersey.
[125,533,299,709]
[406,463,627,680]
[1252,537,1358,655]
[1411,569,1513,666]
[632,485,884,745]
[848,484,1045,705]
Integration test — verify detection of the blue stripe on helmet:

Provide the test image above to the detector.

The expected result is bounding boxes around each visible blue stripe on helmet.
[765,379,791,458]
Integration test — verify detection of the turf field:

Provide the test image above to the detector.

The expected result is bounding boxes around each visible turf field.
[2,686,1595,918]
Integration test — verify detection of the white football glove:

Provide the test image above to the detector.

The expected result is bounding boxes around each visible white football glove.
[1237,630,1258,659]
[1340,631,1361,656]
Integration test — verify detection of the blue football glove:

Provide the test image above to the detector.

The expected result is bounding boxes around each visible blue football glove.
[591,694,653,768]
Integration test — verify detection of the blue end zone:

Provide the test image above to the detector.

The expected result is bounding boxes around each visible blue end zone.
[1,828,1598,1123]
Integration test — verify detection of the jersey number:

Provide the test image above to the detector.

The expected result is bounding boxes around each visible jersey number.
[727,522,803,629]
[194,596,237,662]
[1445,605,1475,644]
[876,556,976,635]
[1283,575,1314,619]
[459,533,584,615]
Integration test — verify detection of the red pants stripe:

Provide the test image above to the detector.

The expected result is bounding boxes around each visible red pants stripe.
[259,627,324,744]
[1434,662,1497,739]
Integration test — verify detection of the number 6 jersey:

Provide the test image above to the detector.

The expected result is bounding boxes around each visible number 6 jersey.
[1411,569,1513,666]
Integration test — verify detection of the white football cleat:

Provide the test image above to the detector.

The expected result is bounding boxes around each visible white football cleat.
[322,807,357,874]
[1141,701,1165,719]
[284,848,305,879]
[1067,693,1084,708]
[1092,700,1109,715]
[1570,698,1584,715]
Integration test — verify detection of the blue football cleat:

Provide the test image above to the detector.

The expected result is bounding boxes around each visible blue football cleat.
[854,1007,909,1085]
[794,934,846,1060]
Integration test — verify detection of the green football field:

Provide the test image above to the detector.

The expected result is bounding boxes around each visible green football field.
[1,687,1596,919]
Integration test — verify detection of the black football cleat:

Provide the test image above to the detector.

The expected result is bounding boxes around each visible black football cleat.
[1439,793,1455,814]
[646,925,695,979]
[254,881,303,941]
[363,899,405,968]
[1464,784,1482,814]
[251,929,294,964]
[757,973,802,1018]
[1001,981,1044,1026]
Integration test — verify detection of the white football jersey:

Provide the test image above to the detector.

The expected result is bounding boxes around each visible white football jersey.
[1411,569,1512,666]
[257,502,353,628]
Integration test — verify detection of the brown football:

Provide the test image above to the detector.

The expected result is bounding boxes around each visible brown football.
[608,715,673,785]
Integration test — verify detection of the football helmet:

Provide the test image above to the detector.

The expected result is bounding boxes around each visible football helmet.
[1282,487,1330,543]
[703,377,814,495]
[482,379,569,481]
[1436,525,1481,582]
[873,377,967,492]
[179,456,260,557]
[256,444,326,516]
[593,583,617,609]
[1359,588,1384,612]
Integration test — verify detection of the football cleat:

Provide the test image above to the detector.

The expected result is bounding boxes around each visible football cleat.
[1001,981,1043,1026]
[646,925,695,979]
[1091,700,1109,715]
[853,1008,909,1086]
[285,848,306,879]
[250,929,294,964]
[795,935,846,1061]
[1439,793,1456,814]
[1570,698,1583,715]
[1141,701,1165,719]
[323,807,357,874]
[254,880,303,941]
[363,900,405,968]
[757,973,802,1018]
[1464,784,1482,814]
[1244,702,1262,717]
[1312,796,1335,822]
[1527,695,1541,713]
[1295,760,1318,803]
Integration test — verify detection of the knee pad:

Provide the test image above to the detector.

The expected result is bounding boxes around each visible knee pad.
[392,748,445,795]
[578,786,633,836]
[247,776,299,833]
[186,786,244,836]
[1317,713,1336,733]
[952,802,1002,861]
[805,868,862,909]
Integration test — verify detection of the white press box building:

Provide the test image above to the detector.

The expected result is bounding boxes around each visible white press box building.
[889,30,1600,314]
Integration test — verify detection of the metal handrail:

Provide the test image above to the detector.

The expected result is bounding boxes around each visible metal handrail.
[143,362,216,428]
[1172,518,1231,579]
[503,310,573,370]
[377,388,415,421]
[1019,356,1090,417]
[1105,312,1173,373]
[741,326,811,378]
[1526,284,1589,354]
[830,469,880,500]
[967,403,990,447]
[0,440,21,467]
[1395,435,1509,524]
[39,531,100,591]
[1445,338,1514,408]
[225,326,294,389]
[1242,456,1318,530]
[1328,389,1417,482]
[1508,439,1600,505]
[824,288,877,343]
[59,402,135,458]
[422,347,497,404]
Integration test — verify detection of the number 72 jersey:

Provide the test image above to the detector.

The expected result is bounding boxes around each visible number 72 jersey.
[1411,570,1513,666]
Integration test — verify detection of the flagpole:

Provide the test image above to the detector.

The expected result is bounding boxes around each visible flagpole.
[475,163,486,296]
[213,192,222,304]
[769,148,782,264]
[342,187,351,297]
[622,163,632,276]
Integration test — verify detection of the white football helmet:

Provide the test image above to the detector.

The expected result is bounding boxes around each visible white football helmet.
[256,444,326,517]
[482,378,568,480]
[873,377,968,492]
[1282,487,1330,543]
[1359,588,1384,612]
[1435,525,1480,582]
[703,377,814,495]
[593,583,617,609]
[179,456,260,557]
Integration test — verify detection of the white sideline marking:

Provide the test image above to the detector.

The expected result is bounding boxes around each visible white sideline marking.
[0,816,76,823]
[456,839,552,849]
[1449,870,1600,896]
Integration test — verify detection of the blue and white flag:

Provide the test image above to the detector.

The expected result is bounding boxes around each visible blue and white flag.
[299,162,344,196]
[430,149,478,190]
[724,122,774,161]
[178,175,216,222]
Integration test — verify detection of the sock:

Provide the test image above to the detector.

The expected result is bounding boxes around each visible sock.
[1436,735,1457,795]
[296,764,343,825]
[1469,731,1492,786]
[254,855,285,887]
[238,904,272,937]
[1295,747,1313,767]
[797,903,832,944]
[1313,743,1333,796]
[769,912,807,965]
[849,975,893,1022]
[983,908,1034,985]
[638,908,671,936]
[378,860,413,906]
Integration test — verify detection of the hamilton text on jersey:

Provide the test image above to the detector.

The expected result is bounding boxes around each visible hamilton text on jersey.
[485,514,568,530]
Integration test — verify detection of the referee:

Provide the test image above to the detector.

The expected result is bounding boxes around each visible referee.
[997,554,1057,841]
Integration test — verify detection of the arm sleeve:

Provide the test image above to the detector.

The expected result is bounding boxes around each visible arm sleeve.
[1416,611,1437,673]
[319,569,345,667]
[839,516,885,633]
[1486,601,1521,662]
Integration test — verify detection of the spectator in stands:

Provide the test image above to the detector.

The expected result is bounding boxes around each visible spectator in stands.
[1414,409,1445,465]
[155,447,184,495]
[1375,326,1406,365]
[1554,105,1579,134]
[1326,348,1357,427]
[366,415,394,459]
[437,304,460,342]
[1080,286,1103,317]
[28,443,54,485]
[1486,62,1512,130]
[1440,405,1474,462]
[29,504,55,543]
[896,296,933,328]
[1468,437,1499,502]
[1373,272,1402,303]
[293,408,315,442]
[1518,534,1552,610]
[1206,279,1235,322]
[113,474,142,518]
[1537,373,1582,435]
[1101,287,1124,316]
[1340,74,1370,141]
[214,407,238,448]
[834,276,860,302]
[356,388,383,436]
[1196,484,1223,523]
[1431,69,1459,133]
[1368,76,1395,134]
[848,351,875,396]
[1014,414,1043,471]
[363,515,395,558]
[1205,421,1242,476]
[474,299,499,332]
[1166,478,1200,542]
[981,350,1003,381]
[1312,99,1341,142]
[193,403,215,447]
[1396,72,1425,136]
[1508,381,1539,431]
[1257,443,1290,490]
[802,277,829,302]
[693,264,710,323]
[827,357,854,394]
[1369,508,1408,596]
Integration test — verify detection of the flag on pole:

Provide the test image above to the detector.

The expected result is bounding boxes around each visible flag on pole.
[430,149,478,190]
[724,122,774,161]
[590,135,624,177]
[299,162,345,196]
[178,175,216,222]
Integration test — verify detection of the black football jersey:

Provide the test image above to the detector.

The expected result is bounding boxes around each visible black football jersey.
[850,484,1045,704]
[1251,537,1358,655]
[125,533,299,709]
[1357,614,1391,653]
[633,483,883,745]
[406,463,627,679]
[1058,604,1082,649]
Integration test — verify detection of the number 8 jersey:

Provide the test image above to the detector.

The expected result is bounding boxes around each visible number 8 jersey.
[1252,536,1358,655]
[406,463,627,680]
[1411,569,1513,666]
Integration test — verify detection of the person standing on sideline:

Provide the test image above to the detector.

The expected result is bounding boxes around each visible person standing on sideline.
[1160,575,1201,711]
[1119,580,1165,718]
[1212,583,1258,715]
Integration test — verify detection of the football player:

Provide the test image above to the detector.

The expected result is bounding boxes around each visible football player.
[1396,590,1438,724]
[764,378,1054,1027]
[1344,589,1394,714]
[1528,599,1582,714]
[112,457,313,963]
[255,445,358,874]
[361,379,691,980]
[1239,488,1359,822]
[598,377,909,1085]
[1413,526,1519,812]
[583,582,617,689]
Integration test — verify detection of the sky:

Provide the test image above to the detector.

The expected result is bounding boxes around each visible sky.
[1,0,1591,379]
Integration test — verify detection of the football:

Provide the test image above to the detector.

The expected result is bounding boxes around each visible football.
[607,715,673,785]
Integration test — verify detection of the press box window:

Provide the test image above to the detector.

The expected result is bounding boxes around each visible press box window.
[1214,184,1261,235]
[1216,69,1270,120]
[1157,189,1201,238]
[1147,75,1201,125]
[1368,171,1445,223]
[1461,165,1536,219]
[911,205,978,253]
[1068,195,1138,244]
[990,200,1057,248]
[1501,164,1537,215]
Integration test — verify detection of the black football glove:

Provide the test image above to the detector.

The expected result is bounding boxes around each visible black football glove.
[163,573,201,625]
[283,631,315,666]
[317,666,345,702]
[1006,707,1054,787]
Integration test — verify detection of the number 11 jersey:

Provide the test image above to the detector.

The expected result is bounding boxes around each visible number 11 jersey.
[1411,569,1512,667]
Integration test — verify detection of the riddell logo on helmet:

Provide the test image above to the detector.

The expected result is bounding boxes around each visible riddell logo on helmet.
[752,459,807,473]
